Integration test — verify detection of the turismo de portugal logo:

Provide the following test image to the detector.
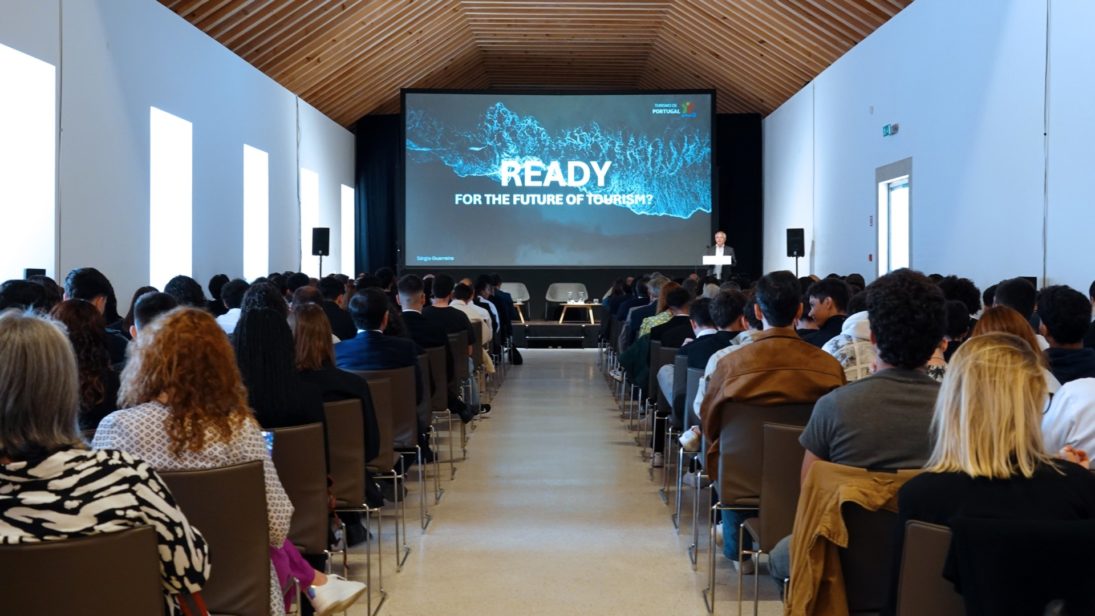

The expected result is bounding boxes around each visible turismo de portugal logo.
[651,101,699,118]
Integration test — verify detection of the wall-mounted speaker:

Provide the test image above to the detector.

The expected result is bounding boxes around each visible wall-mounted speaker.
[786,228,805,258]
[311,227,330,256]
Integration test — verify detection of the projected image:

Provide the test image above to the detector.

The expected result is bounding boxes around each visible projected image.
[404,92,713,267]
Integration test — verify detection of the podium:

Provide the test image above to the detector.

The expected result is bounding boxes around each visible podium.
[702,254,735,278]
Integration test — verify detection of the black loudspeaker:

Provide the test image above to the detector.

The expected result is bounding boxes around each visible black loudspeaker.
[786,228,805,258]
[311,227,330,256]
[24,268,46,279]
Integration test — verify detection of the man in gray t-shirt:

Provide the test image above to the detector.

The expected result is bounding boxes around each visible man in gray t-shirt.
[768,268,947,585]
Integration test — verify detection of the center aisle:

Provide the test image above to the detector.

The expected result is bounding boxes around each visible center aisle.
[364,348,781,615]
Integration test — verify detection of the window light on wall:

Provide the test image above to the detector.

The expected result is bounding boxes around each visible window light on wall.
[243,145,269,281]
[149,106,192,288]
[0,43,56,281]
[299,168,320,277]
[341,184,355,277]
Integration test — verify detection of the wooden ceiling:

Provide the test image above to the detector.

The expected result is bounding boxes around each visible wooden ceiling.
[161,0,912,126]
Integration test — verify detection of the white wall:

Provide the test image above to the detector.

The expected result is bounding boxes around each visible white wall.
[1,0,354,301]
[763,0,1093,293]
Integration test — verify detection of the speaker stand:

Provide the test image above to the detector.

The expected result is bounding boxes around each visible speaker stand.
[318,255,324,278]
[792,251,800,278]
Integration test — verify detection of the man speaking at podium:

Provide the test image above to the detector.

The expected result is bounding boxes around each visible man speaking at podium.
[707,230,736,281]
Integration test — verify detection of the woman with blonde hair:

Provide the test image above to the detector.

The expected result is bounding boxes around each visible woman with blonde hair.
[0,310,208,614]
[970,304,1060,392]
[92,307,364,615]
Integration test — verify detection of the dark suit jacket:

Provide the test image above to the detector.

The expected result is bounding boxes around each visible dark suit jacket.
[650,315,694,348]
[299,365,380,462]
[1084,321,1095,350]
[615,295,648,321]
[488,292,514,340]
[626,302,657,344]
[403,309,452,382]
[706,244,736,279]
[334,330,423,405]
[323,300,358,341]
[679,330,737,369]
[423,305,476,348]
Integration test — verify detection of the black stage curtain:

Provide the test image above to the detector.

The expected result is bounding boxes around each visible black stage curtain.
[353,113,762,281]
[352,115,402,276]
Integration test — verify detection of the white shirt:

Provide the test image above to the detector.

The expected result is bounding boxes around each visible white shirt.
[451,299,492,346]
[216,308,241,334]
[715,245,725,257]
[1043,377,1095,456]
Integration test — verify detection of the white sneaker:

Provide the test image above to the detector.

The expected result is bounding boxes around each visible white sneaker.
[678,427,701,452]
[729,558,755,575]
[652,452,664,468]
[310,574,367,616]
[610,368,624,381]
[682,471,711,489]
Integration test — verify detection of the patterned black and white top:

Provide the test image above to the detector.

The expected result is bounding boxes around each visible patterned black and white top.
[92,401,293,615]
[0,446,210,610]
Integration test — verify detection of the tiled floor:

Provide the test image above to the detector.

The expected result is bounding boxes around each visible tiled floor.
[340,349,784,615]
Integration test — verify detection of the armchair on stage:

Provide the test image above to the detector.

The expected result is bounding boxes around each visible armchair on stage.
[545,282,598,323]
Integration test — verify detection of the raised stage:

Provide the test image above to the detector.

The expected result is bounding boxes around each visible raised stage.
[513,321,600,349]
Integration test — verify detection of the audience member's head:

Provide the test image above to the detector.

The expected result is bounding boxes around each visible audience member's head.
[291,285,323,307]
[710,290,747,331]
[609,278,627,298]
[648,275,669,300]
[743,294,763,331]
[132,292,178,335]
[286,272,310,293]
[846,290,868,315]
[490,273,504,288]
[971,305,1045,366]
[49,300,111,416]
[655,281,682,314]
[397,274,426,310]
[0,280,48,313]
[845,273,866,294]
[994,277,1038,319]
[289,303,335,371]
[701,283,720,299]
[719,280,741,293]
[318,276,345,304]
[221,279,249,310]
[928,333,1051,479]
[938,275,981,317]
[122,286,158,332]
[355,274,383,291]
[754,271,802,328]
[982,284,998,310]
[233,306,298,419]
[943,300,971,342]
[163,275,206,309]
[207,274,230,304]
[682,278,699,299]
[452,283,474,303]
[432,274,455,300]
[865,269,945,370]
[267,273,288,297]
[241,281,288,318]
[63,267,112,314]
[27,275,63,312]
[474,274,493,297]
[348,288,389,331]
[806,278,850,326]
[375,267,396,290]
[122,307,249,456]
[1036,285,1091,347]
[1089,280,1095,303]
[688,297,714,330]
[664,285,692,314]
[633,279,649,300]
[0,310,82,460]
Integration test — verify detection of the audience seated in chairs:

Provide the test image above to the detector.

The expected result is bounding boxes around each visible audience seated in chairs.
[92,307,365,616]
[50,299,120,432]
[215,278,249,334]
[423,275,480,421]
[63,267,129,364]
[336,288,424,407]
[802,278,851,348]
[699,270,846,573]
[1038,285,1095,385]
[891,332,1095,615]
[119,285,157,339]
[319,275,358,342]
[821,290,875,382]
[206,273,230,317]
[767,268,945,583]
[0,309,209,615]
[649,286,695,348]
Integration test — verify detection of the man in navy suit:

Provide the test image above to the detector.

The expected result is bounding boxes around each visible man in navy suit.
[336,288,424,406]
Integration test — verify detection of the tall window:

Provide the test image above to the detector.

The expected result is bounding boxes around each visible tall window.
[299,168,320,276]
[149,107,192,288]
[876,159,912,276]
[340,184,355,277]
[243,145,269,281]
[0,43,56,281]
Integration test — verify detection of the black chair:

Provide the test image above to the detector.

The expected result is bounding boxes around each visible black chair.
[425,344,455,486]
[896,521,964,616]
[270,423,329,557]
[0,526,162,614]
[839,503,901,616]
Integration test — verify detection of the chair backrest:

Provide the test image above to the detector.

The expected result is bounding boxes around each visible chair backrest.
[839,502,901,615]
[448,331,469,381]
[415,353,431,427]
[160,461,270,616]
[0,526,162,614]
[896,521,964,616]
[608,316,623,353]
[545,282,589,303]
[647,340,664,399]
[469,323,484,370]
[270,422,328,555]
[683,367,703,432]
[717,401,814,503]
[425,345,448,413]
[360,376,395,469]
[757,423,806,553]
[351,366,416,451]
[671,355,689,428]
[500,282,530,303]
[655,344,679,414]
[325,398,368,506]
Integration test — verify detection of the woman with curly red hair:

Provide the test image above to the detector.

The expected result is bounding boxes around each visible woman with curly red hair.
[50,299,119,431]
[92,307,364,615]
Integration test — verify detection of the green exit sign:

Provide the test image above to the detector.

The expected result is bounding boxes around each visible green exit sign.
[882,123,900,137]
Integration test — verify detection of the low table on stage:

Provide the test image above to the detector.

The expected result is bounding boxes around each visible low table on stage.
[558,301,599,324]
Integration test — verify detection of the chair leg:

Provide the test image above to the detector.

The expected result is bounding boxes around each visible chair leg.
[673,448,686,531]
[418,446,431,531]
